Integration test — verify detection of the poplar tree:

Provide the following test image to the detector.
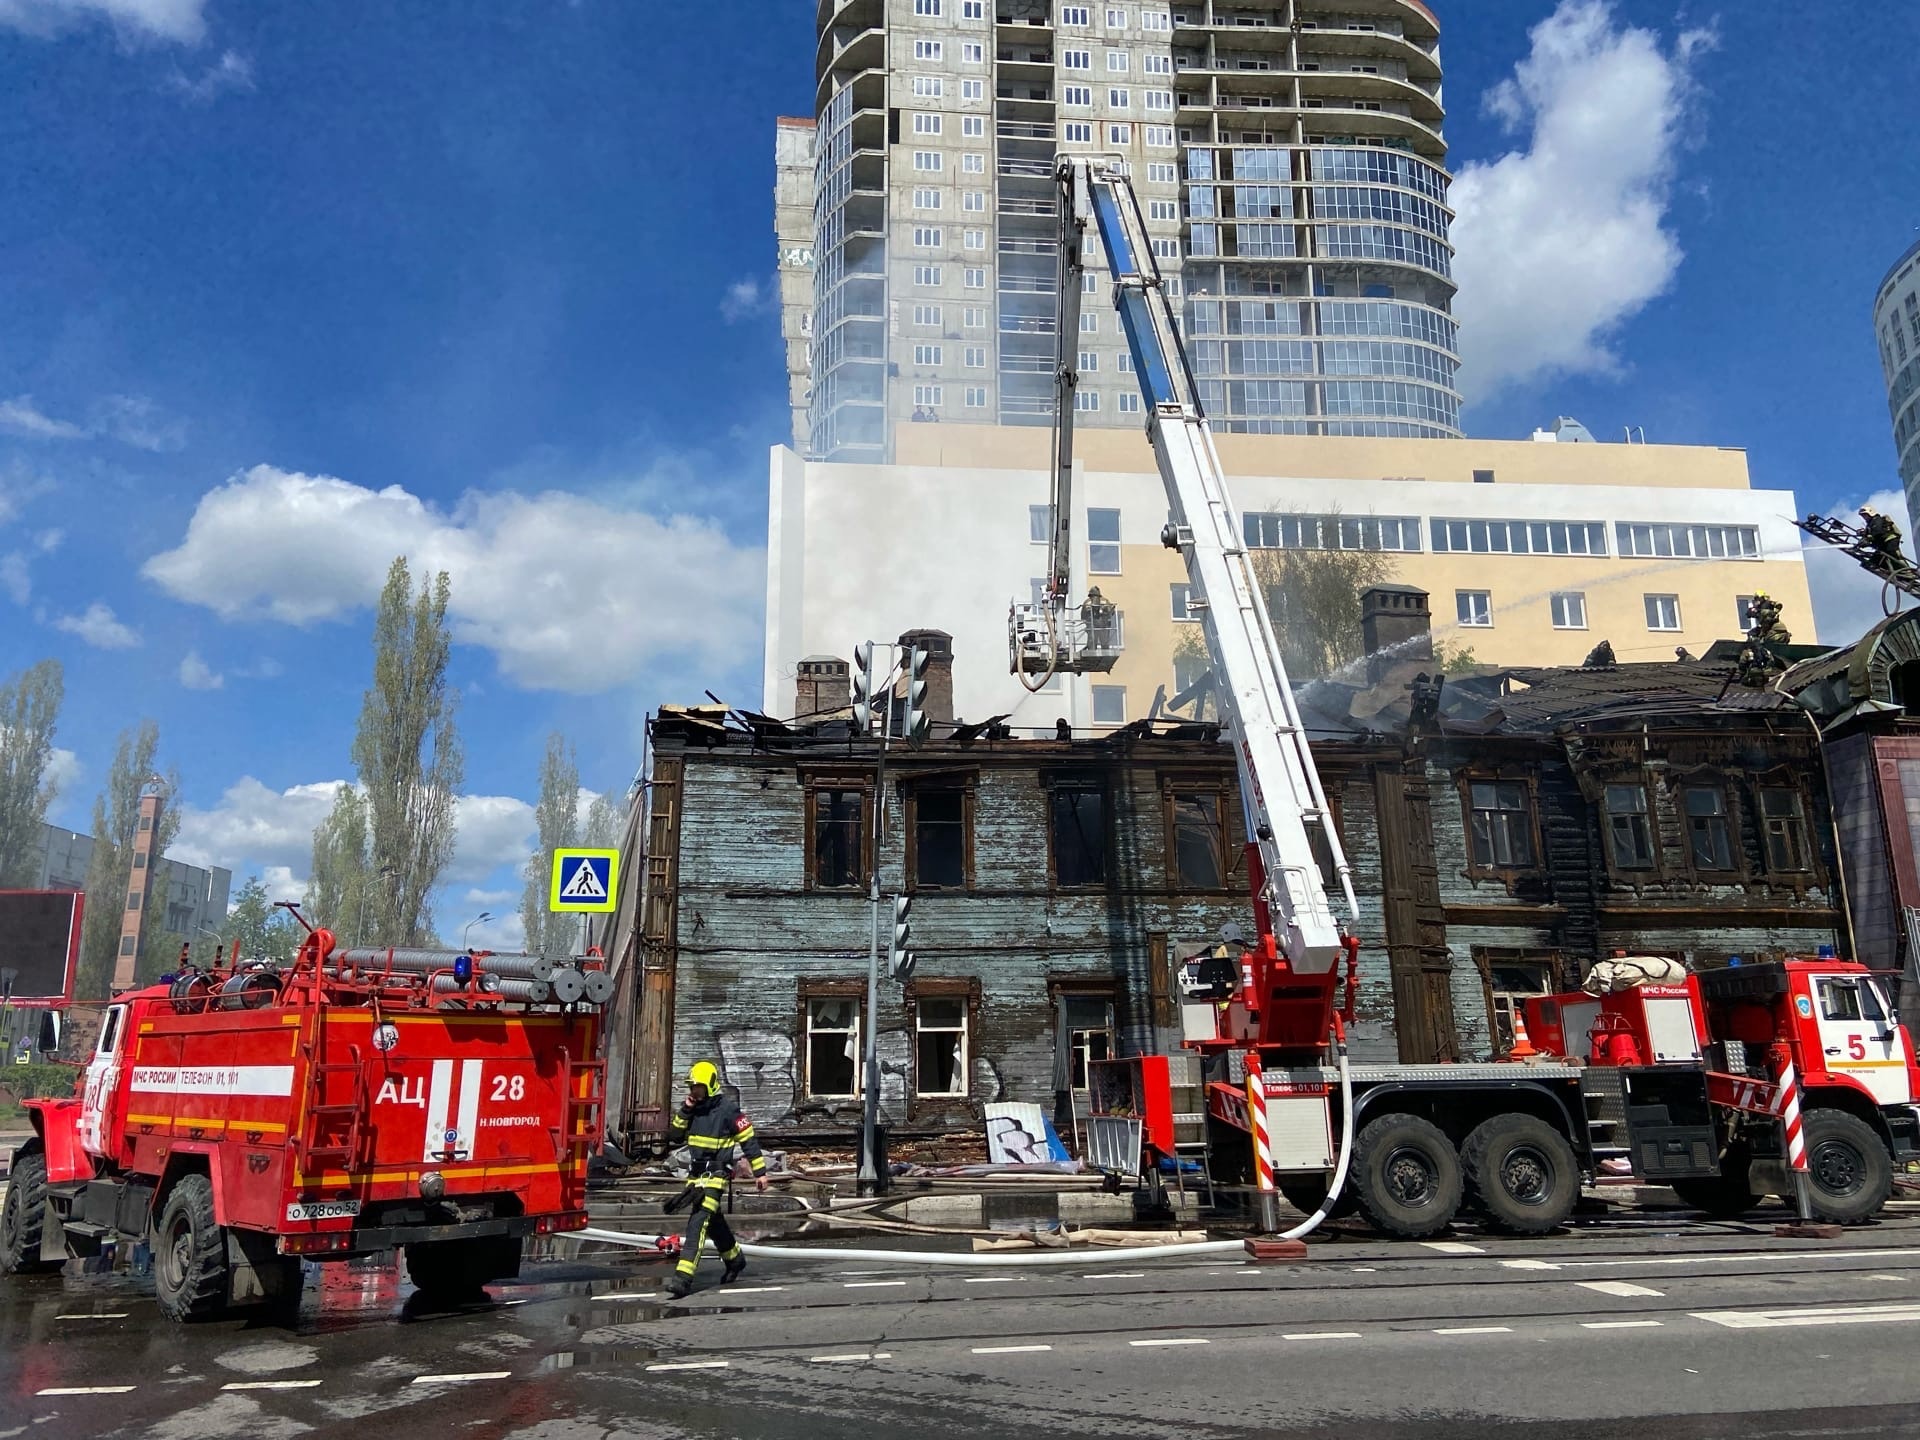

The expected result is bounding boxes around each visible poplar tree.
[347,558,462,947]
[307,785,373,941]
[519,733,580,956]
[0,658,64,886]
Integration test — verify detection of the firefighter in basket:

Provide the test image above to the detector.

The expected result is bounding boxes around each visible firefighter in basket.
[664,1060,768,1298]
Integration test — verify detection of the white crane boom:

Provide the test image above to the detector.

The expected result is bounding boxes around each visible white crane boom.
[1014,156,1356,976]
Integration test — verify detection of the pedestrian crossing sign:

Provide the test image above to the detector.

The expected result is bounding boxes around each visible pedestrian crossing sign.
[549,848,620,914]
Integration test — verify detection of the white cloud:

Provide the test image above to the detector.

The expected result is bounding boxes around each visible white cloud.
[1449,0,1715,404]
[0,554,28,605]
[719,276,776,324]
[144,464,765,694]
[52,600,140,649]
[0,0,207,42]
[46,746,81,801]
[1805,487,1911,648]
[257,865,306,905]
[0,395,85,441]
[450,794,536,886]
[178,649,224,689]
[165,47,250,102]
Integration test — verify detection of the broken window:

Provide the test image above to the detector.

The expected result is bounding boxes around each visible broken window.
[1486,960,1555,1054]
[1062,993,1114,1090]
[1467,781,1535,868]
[1170,790,1225,889]
[915,995,968,1097]
[1684,786,1735,871]
[1051,785,1107,887]
[912,787,967,890]
[1604,783,1656,870]
[811,789,865,889]
[805,997,860,1097]
[1761,787,1809,872]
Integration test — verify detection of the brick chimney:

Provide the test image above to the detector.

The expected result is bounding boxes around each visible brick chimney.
[897,628,955,726]
[1360,584,1432,684]
[794,655,850,718]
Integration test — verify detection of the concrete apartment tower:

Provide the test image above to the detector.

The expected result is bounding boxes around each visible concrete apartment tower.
[797,0,1458,462]
[1875,237,1920,538]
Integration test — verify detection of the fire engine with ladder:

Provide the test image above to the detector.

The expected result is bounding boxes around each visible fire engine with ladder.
[1019,155,1920,1238]
[0,908,607,1319]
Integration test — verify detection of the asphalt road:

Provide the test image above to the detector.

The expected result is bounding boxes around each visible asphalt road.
[9,1204,1920,1439]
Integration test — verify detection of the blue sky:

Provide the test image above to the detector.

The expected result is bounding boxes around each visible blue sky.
[0,0,1914,941]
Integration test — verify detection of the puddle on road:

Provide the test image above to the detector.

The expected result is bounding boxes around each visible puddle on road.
[536,1339,662,1373]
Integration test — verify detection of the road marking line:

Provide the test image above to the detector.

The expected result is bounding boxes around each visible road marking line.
[222,1380,323,1391]
[1421,1241,1485,1255]
[55,1313,128,1320]
[596,1292,662,1302]
[972,1344,1052,1355]
[722,1286,787,1295]
[1557,1247,1920,1269]
[811,1353,891,1364]
[645,1360,731,1372]
[1130,1337,1210,1347]
[1582,1320,1665,1330]
[1431,1326,1511,1335]
[411,1371,512,1385]
[1501,1259,1561,1271]
[963,1276,1019,1284]
[1284,1331,1362,1341]
[844,1280,908,1289]
[1692,1304,1920,1330]
[1085,1272,1146,1279]
[36,1386,137,1396]
[1578,1280,1664,1298]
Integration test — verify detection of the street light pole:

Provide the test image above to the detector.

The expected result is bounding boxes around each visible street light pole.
[462,912,494,951]
[856,642,898,1197]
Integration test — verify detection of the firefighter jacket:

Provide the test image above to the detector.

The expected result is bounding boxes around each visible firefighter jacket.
[670,1092,766,1185]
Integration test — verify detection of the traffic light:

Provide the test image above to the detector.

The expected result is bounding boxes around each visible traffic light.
[851,641,876,732]
[903,645,931,749]
[887,894,915,981]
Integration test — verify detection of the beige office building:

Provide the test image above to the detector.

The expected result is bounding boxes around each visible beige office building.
[764,422,1813,728]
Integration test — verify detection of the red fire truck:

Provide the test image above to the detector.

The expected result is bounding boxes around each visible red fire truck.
[0,918,606,1320]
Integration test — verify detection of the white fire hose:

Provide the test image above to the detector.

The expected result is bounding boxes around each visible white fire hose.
[582,1033,1354,1269]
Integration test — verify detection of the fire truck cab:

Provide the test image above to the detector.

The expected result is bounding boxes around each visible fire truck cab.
[1,929,605,1320]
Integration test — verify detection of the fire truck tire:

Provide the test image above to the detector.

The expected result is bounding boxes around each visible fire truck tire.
[1461,1114,1579,1235]
[1669,1147,1756,1218]
[1349,1113,1463,1239]
[1799,1110,1892,1225]
[0,1151,60,1275]
[1278,1178,1358,1220]
[153,1174,230,1322]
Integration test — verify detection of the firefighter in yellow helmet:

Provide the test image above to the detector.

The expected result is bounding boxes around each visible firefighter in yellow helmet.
[664,1060,768,1298]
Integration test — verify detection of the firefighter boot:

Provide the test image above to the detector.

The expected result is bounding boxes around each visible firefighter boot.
[723,1254,748,1285]
[664,1274,694,1300]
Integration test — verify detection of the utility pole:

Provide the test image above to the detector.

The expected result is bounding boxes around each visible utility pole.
[852,642,892,1195]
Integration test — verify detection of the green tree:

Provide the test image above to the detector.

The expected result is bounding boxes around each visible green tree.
[1248,523,1398,681]
[0,658,64,886]
[350,558,462,946]
[76,722,180,998]
[581,788,624,852]
[520,734,580,956]
[221,875,301,964]
[307,785,372,940]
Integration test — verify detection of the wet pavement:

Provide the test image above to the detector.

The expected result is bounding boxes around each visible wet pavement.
[9,1207,1920,1437]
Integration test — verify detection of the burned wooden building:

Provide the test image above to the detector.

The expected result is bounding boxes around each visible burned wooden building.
[617,596,1845,1140]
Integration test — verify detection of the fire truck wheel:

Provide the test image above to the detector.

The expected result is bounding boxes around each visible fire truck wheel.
[153,1174,230,1322]
[1278,1177,1358,1220]
[1349,1113,1463,1239]
[0,1150,60,1275]
[1800,1110,1893,1226]
[1461,1114,1579,1235]
[1669,1147,1756,1218]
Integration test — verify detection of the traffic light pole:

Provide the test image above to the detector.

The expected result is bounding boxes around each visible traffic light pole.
[857,643,894,1197]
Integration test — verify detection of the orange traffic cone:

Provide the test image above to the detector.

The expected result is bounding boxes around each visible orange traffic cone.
[1506,1002,1540,1060]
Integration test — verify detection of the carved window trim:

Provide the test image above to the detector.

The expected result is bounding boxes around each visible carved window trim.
[904,976,983,1117]
[1160,771,1234,894]
[796,977,866,1100]
[801,775,872,892]
[1455,768,1544,883]
[1471,946,1563,1057]
[903,774,977,893]
[1596,770,1663,882]
[1042,771,1111,892]
[1671,770,1744,881]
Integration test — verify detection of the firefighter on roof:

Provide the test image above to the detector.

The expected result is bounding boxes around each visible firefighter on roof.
[664,1059,768,1298]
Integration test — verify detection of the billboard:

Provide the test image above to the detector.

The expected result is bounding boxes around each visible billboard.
[0,890,84,1008]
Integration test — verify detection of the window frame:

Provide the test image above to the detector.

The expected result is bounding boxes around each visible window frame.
[803,778,872,891]
[906,977,980,1106]
[904,778,975,893]
[1550,591,1587,631]
[798,980,866,1100]
[1456,589,1493,628]
[1087,505,1121,573]
[1046,776,1110,891]
[1681,782,1740,876]
[1601,779,1660,875]
[1645,593,1683,632]
[1459,773,1542,879]
[1164,780,1232,893]
[1471,948,1563,1057]
[1759,783,1813,876]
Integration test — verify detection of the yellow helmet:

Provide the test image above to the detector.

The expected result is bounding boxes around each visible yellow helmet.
[687,1060,721,1092]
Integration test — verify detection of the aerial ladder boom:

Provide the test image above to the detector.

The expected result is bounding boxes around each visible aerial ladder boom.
[1012,156,1357,1017]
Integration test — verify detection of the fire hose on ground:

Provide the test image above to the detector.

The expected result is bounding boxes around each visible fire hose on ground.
[580,1028,1355,1269]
